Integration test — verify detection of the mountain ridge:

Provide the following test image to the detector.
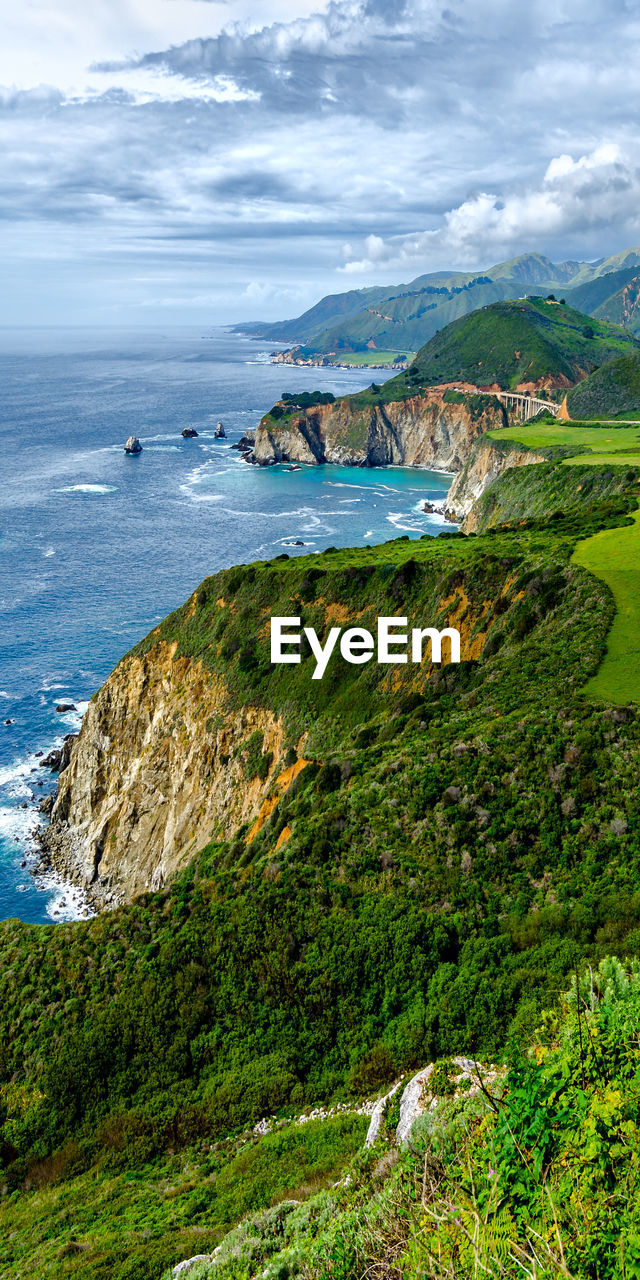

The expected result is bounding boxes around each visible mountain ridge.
[235,248,640,362]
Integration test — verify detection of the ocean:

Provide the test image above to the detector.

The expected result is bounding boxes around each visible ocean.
[0,326,453,923]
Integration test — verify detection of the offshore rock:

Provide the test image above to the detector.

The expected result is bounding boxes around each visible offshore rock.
[181,428,199,438]
[124,436,142,454]
[231,430,255,453]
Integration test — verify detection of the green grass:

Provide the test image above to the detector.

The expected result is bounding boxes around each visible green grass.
[400,298,636,392]
[482,418,640,702]
[329,350,413,367]
[565,452,640,467]
[485,420,640,453]
[0,1114,366,1280]
[572,509,640,704]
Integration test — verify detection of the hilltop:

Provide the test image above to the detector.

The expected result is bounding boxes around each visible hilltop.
[388,296,637,393]
[235,248,640,364]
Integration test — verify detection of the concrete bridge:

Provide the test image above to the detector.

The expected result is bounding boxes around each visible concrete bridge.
[452,388,561,419]
[494,391,561,420]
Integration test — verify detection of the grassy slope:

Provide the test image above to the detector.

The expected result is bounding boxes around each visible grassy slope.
[404,299,636,390]
[0,1114,366,1280]
[567,348,640,419]
[572,510,640,703]
[564,265,640,320]
[485,420,640,453]
[483,418,640,704]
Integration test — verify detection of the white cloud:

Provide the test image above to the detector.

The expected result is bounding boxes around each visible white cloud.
[341,144,640,274]
[3,0,640,322]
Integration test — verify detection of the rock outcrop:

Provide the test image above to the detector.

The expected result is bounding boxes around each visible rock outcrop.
[251,391,508,470]
[445,439,547,528]
[124,436,142,454]
[366,1056,502,1147]
[44,641,304,905]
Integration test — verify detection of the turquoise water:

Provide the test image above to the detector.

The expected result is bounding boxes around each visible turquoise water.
[0,327,453,922]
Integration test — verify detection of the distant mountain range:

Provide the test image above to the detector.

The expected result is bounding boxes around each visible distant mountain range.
[235,249,640,363]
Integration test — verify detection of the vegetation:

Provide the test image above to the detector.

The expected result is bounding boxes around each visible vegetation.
[485,417,640,460]
[266,391,335,422]
[240,248,640,357]
[567,348,640,419]
[3,405,640,1272]
[0,1113,366,1279]
[158,959,640,1280]
[398,298,637,392]
[573,510,640,703]
[467,457,639,532]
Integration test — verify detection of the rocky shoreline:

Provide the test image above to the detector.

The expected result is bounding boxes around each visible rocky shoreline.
[31,820,121,914]
[271,348,409,371]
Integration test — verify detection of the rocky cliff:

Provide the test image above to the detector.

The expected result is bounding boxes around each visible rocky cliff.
[44,636,303,906]
[446,439,547,529]
[251,391,508,469]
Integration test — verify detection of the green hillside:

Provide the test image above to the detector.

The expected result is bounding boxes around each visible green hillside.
[567,348,640,418]
[237,248,640,360]
[355,297,638,402]
[2,458,640,1276]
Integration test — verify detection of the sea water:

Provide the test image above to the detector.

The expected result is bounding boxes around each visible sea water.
[0,327,453,923]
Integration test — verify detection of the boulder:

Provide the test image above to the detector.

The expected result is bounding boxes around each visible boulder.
[124,436,142,454]
[38,793,55,815]
[172,1255,213,1277]
[231,431,255,452]
[55,703,76,714]
[40,749,62,770]
[214,421,226,438]
[181,428,199,439]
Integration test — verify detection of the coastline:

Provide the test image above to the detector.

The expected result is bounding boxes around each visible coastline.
[1,710,96,922]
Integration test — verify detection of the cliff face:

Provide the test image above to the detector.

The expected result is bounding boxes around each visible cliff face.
[47,640,298,906]
[252,393,508,470]
[446,440,547,529]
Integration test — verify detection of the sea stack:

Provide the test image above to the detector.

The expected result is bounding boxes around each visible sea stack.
[124,436,142,454]
[214,421,226,438]
[182,427,199,438]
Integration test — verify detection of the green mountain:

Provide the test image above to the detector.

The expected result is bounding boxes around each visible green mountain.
[236,248,640,360]
[567,347,640,418]
[359,297,639,400]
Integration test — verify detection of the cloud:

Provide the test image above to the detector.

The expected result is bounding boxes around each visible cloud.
[340,144,640,273]
[3,0,640,322]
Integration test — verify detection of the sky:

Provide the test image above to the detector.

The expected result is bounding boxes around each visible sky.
[3,0,640,325]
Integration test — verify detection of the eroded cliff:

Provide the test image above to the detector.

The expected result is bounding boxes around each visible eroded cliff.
[46,639,301,906]
[41,537,544,907]
[445,440,547,528]
[251,391,508,469]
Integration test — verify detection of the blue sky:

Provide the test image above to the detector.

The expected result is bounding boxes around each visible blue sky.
[3,0,640,324]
